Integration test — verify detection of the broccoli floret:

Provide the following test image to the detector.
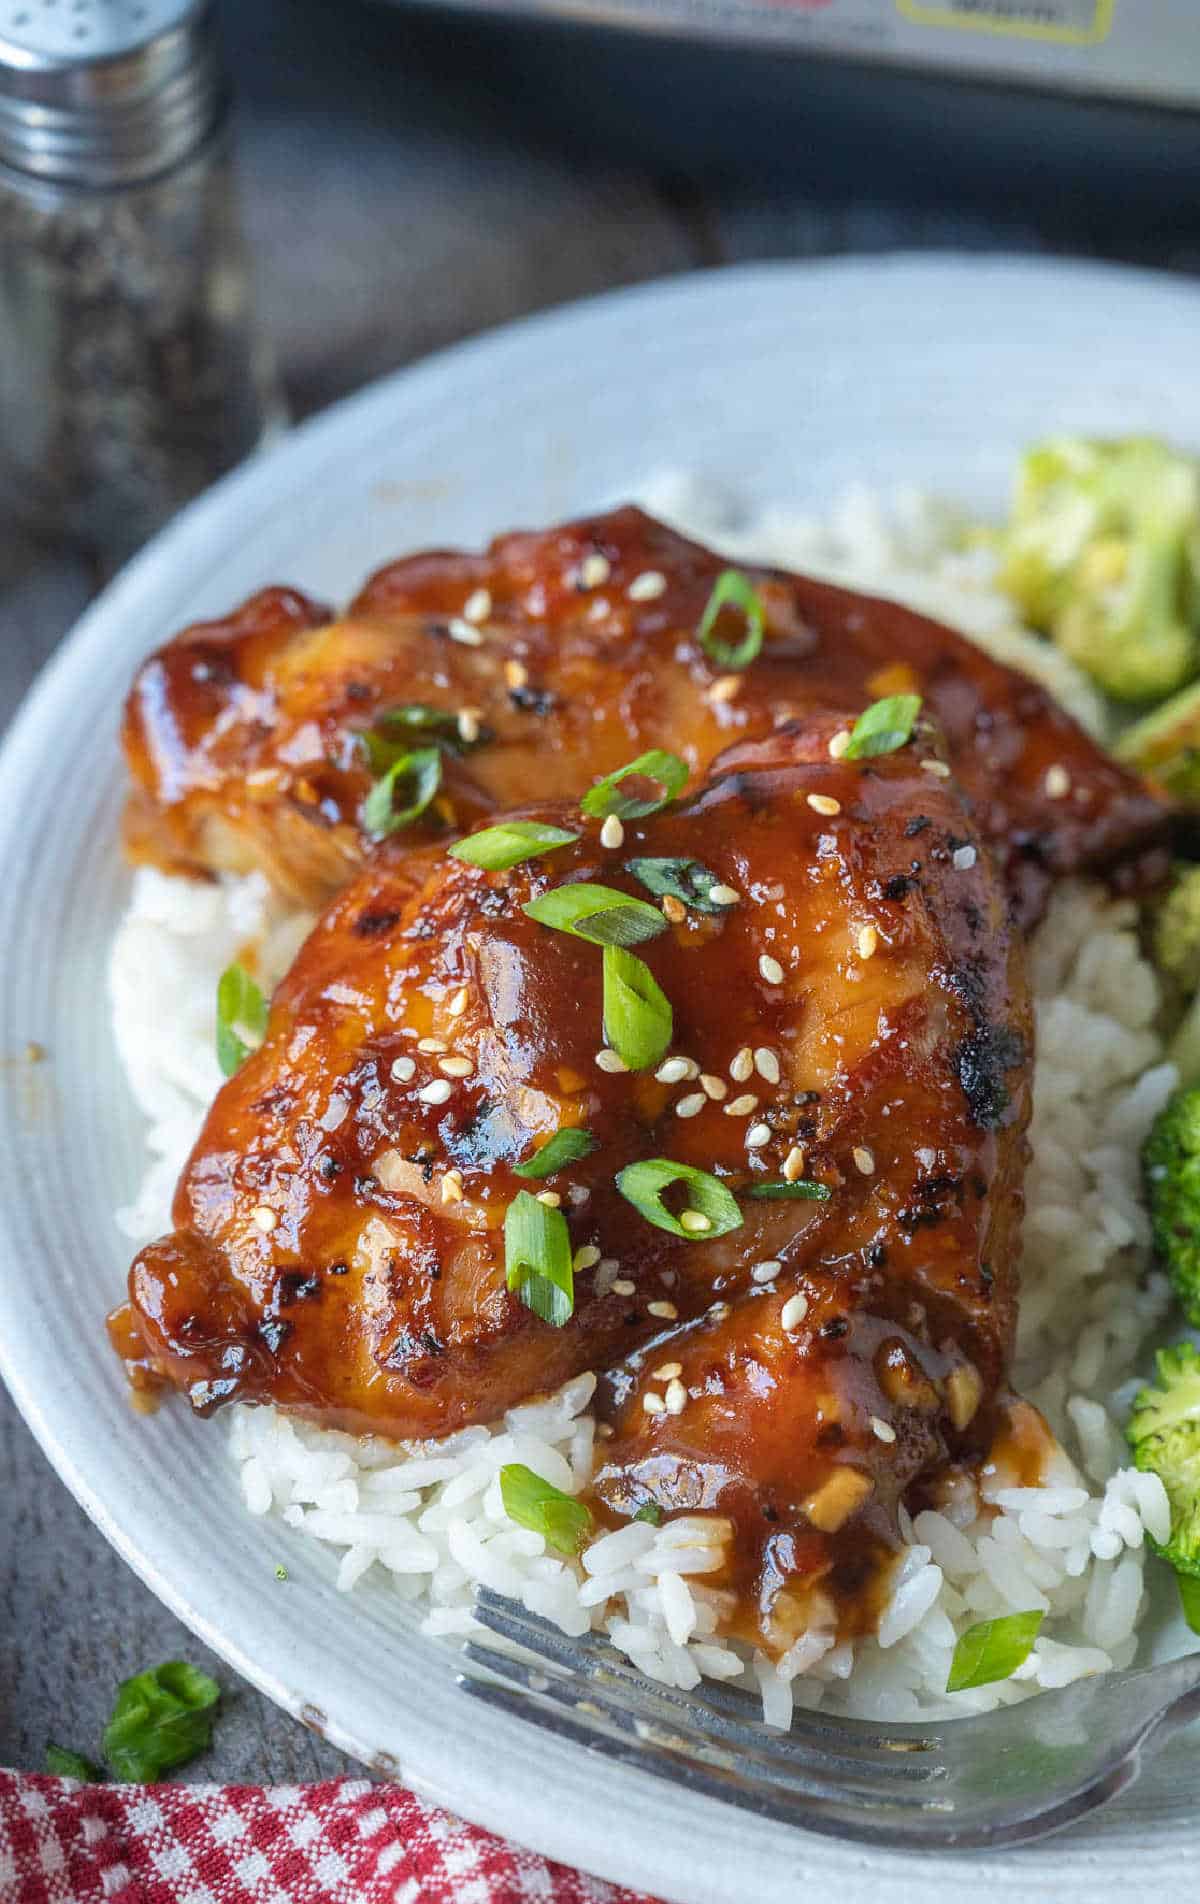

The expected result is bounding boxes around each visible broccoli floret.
[1144,1086,1200,1326]
[1151,865,1200,995]
[997,436,1200,706]
[1126,1341,1200,1576]
[1116,677,1200,802]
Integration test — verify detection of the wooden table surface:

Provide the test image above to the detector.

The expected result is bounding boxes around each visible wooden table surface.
[3,0,1197,1787]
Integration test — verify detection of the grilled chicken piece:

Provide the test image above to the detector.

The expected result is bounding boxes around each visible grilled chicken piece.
[112,712,1032,1646]
[121,506,1167,923]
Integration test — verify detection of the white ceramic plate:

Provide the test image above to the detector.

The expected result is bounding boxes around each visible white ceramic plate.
[3,257,1200,1904]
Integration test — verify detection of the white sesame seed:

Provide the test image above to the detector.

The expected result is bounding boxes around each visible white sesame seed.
[730,1047,754,1083]
[758,954,784,986]
[746,1122,771,1149]
[439,1055,474,1078]
[596,1421,615,1438]
[587,596,610,622]
[656,1057,692,1084]
[856,924,879,960]
[708,884,740,907]
[781,1293,809,1331]
[661,894,686,924]
[642,1391,665,1415]
[921,759,951,778]
[706,674,742,705]
[664,1379,687,1415]
[600,814,625,849]
[628,569,667,602]
[612,1278,636,1297]
[567,1184,591,1208]
[653,1361,683,1380]
[574,1244,601,1271]
[390,1055,416,1082]
[699,1073,727,1101]
[595,1048,628,1073]
[754,1047,780,1085]
[952,845,977,871]
[647,1300,678,1319]
[505,659,529,691]
[440,1172,463,1205]
[709,1300,732,1320]
[782,1145,807,1183]
[578,553,611,589]
[463,587,492,624]
[419,1079,453,1105]
[852,1145,876,1175]
[752,1260,781,1284]
[418,1037,448,1055]
[1045,764,1071,799]
[871,1416,897,1444]
[675,1092,706,1119]
[679,1210,711,1234]
[449,987,469,1018]
[251,1205,277,1233]
[447,617,483,646]
[537,1190,562,1208]
[828,729,851,760]
[679,1058,701,1080]
[457,709,481,744]
[807,793,841,817]
[725,1093,758,1117]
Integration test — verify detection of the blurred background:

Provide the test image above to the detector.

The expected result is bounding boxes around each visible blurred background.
[3,0,1199,1779]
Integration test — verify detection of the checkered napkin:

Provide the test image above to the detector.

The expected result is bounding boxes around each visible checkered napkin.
[0,1772,660,1904]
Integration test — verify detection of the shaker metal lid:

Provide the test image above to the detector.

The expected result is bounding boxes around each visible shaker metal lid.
[0,0,225,185]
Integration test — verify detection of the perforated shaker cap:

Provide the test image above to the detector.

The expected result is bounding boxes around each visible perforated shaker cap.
[0,0,224,185]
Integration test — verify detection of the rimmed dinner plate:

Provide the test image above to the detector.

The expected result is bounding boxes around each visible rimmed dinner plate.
[3,256,1200,1904]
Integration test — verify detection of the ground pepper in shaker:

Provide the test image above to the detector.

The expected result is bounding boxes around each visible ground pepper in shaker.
[0,0,281,565]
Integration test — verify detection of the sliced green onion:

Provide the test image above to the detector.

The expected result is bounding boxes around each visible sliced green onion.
[102,1662,221,1783]
[356,702,485,772]
[616,1158,743,1240]
[1177,1571,1200,1635]
[580,749,688,821]
[514,1128,598,1179]
[946,1611,1044,1693]
[504,1189,575,1326]
[844,694,923,761]
[624,856,735,915]
[451,821,578,871]
[744,1180,832,1203]
[523,881,667,947]
[215,962,268,1078]
[499,1463,592,1555]
[633,1502,664,1527]
[603,944,673,1071]
[361,745,442,839]
[696,569,765,670]
[46,1745,103,1781]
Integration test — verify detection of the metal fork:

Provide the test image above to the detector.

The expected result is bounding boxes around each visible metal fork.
[459,1589,1200,1850]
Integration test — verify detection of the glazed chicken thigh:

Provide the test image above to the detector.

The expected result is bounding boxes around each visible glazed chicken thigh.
[121,506,1166,925]
[114,712,1032,1646]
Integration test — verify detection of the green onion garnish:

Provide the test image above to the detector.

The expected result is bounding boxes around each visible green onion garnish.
[744,1180,832,1203]
[616,1158,743,1239]
[844,694,923,761]
[46,1745,103,1782]
[523,881,667,947]
[450,821,578,871]
[514,1128,598,1179]
[696,569,765,670]
[505,1189,575,1326]
[215,962,268,1078]
[945,1611,1044,1693]
[499,1463,592,1555]
[602,944,673,1071]
[356,702,486,772]
[580,749,688,821]
[624,856,735,915]
[1177,1572,1200,1634]
[102,1662,221,1783]
[633,1502,664,1527]
[361,745,442,839]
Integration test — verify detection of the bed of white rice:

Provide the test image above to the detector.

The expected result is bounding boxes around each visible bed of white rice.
[109,484,1179,1726]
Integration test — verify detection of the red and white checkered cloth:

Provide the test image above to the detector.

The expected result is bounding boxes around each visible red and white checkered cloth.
[0,1772,661,1904]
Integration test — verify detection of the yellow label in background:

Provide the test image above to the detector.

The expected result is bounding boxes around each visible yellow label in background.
[896,0,1113,45]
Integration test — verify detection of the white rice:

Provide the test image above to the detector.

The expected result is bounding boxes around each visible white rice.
[109,484,1177,1725]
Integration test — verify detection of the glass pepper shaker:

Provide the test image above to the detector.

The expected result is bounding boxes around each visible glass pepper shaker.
[0,0,282,565]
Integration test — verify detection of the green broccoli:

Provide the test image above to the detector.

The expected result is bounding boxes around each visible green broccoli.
[1144,1086,1200,1325]
[997,436,1200,706]
[1151,865,1200,996]
[1116,677,1200,802]
[1126,1341,1200,1576]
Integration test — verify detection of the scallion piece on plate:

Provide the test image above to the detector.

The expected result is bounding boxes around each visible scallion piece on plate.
[356,702,486,771]
[46,1745,103,1782]
[616,1158,743,1240]
[696,569,765,670]
[513,1128,598,1179]
[215,962,268,1078]
[580,749,688,821]
[361,745,442,839]
[499,1463,592,1555]
[102,1662,221,1783]
[843,694,923,760]
[1177,1571,1200,1634]
[504,1189,575,1326]
[624,856,735,915]
[602,944,673,1071]
[945,1610,1044,1693]
[523,881,667,947]
[633,1502,664,1527]
[744,1179,832,1203]
[450,821,578,871]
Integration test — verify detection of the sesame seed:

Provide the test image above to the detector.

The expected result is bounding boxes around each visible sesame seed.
[537,1190,562,1208]
[656,1057,692,1084]
[661,894,686,924]
[418,1037,448,1054]
[709,1300,732,1320]
[952,845,977,871]
[782,1145,807,1183]
[758,954,784,986]
[780,1292,809,1331]
[665,1379,687,1415]
[707,675,742,705]
[390,1055,416,1082]
[679,1210,711,1234]
[675,1092,706,1119]
[449,987,469,1018]
[751,1260,780,1284]
[505,659,529,691]
[597,1421,614,1438]
[725,1093,758,1117]
[419,1079,453,1105]
[852,1145,875,1175]
[587,596,610,622]
[439,1055,474,1079]
[574,1244,601,1271]
[754,1047,780,1085]
[746,1122,771,1149]
[730,1047,754,1083]
[448,617,483,646]
[642,1392,666,1417]
[828,729,851,760]
[457,709,481,744]
[699,1073,727,1101]
[920,759,951,778]
[870,1416,897,1444]
[653,1361,682,1380]
[679,1058,701,1079]
[578,553,611,589]
[440,1172,464,1205]
[600,814,625,849]
[807,793,841,816]
[251,1205,277,1233]
[856,924,878,960]
[1045,764,1071,799]
[708,883,740,906]
[628,569,667,602]
[463,587,492,624]
[647,1300,678,1319]
[612,1278,636,1296]
[596,1048,628,1073]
